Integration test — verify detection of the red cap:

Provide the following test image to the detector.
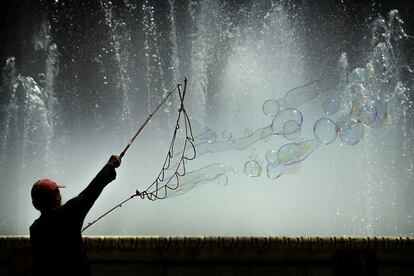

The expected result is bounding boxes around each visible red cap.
[31,179,65,194]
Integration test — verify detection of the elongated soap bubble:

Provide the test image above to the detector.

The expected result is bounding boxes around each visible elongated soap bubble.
[313,118,337,145]
[277,73,338,109]
[272,108,303,135]
[266,162,301,180]
[166,163,228,198]
[262,99,280,116]
[276,140,318,165]
[277,80,322,108]
[191,126,273,158]
[337,115,364,145]
[244,160,262,177]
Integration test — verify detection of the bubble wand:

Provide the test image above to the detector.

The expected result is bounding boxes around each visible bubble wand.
[82,78,192,232]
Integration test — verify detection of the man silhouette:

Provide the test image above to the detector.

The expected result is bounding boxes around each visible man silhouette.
[30,155,121,276]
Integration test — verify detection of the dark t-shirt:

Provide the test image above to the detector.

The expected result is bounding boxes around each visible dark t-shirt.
[30,164,116,276]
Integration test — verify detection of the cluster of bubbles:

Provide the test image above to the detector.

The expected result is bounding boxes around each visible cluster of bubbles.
[167,9,410,195]
[239,10,409,181]
[249,66,390,180]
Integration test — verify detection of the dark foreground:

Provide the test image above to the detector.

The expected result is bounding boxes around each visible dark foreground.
[1,236,413,275]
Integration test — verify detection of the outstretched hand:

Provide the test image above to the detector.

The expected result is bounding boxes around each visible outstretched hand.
[107,155,121,168]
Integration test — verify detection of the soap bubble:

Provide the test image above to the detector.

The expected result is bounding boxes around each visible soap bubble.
[349,67,369,84]
[337,115,364,145]
[266,163,282,180]
[216,174,228,186]
[351,97,387,128]
[265,149,278,163]
[322,96,340,115]
[262,99,280,116]
[196,128,217,144]
[244,160,262,177]
[272,108,303,135]
[368,103,387,128]
[221,130,233,142]
[276,140,318,165]
[313,118,337,145]
[351,97,376,125]
[266,162,301,180]
[283,120,301,140]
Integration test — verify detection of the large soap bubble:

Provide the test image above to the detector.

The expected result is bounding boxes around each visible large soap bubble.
[262,99,280,116]
[336,115,364,145]
[313,118,337,145]
[272,108,303,135]
[244,160,262,177]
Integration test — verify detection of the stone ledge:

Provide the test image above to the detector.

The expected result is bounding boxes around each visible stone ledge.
[1,236,413,263]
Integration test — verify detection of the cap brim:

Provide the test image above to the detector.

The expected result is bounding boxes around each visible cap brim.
[56,183,65,188]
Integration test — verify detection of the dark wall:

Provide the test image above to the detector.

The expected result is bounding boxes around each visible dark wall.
[1,236,414,276]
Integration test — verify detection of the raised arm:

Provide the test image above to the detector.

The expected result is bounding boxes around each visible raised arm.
[62,155,121,228]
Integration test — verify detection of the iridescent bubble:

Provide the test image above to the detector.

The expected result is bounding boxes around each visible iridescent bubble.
[349,67,369,83]
[216,174,228,186]
[313,118,337,145]
[283,120,301,140]
[221,130,233,142]
[265,149,278,163]
[266,162,301,180]
[262,99,280,116]
[351,97,387,128]
[244,160,262,177]
[336,115,364,145]
[196,128,217,144]
[322,96,340,115]
[368,103,387,129]
[272,108,303,135]
[276,140,318,165]
[277,80,322,109]
[351,97,376,125]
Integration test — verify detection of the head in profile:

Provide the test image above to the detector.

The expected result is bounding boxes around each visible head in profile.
[31,179,65,212]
